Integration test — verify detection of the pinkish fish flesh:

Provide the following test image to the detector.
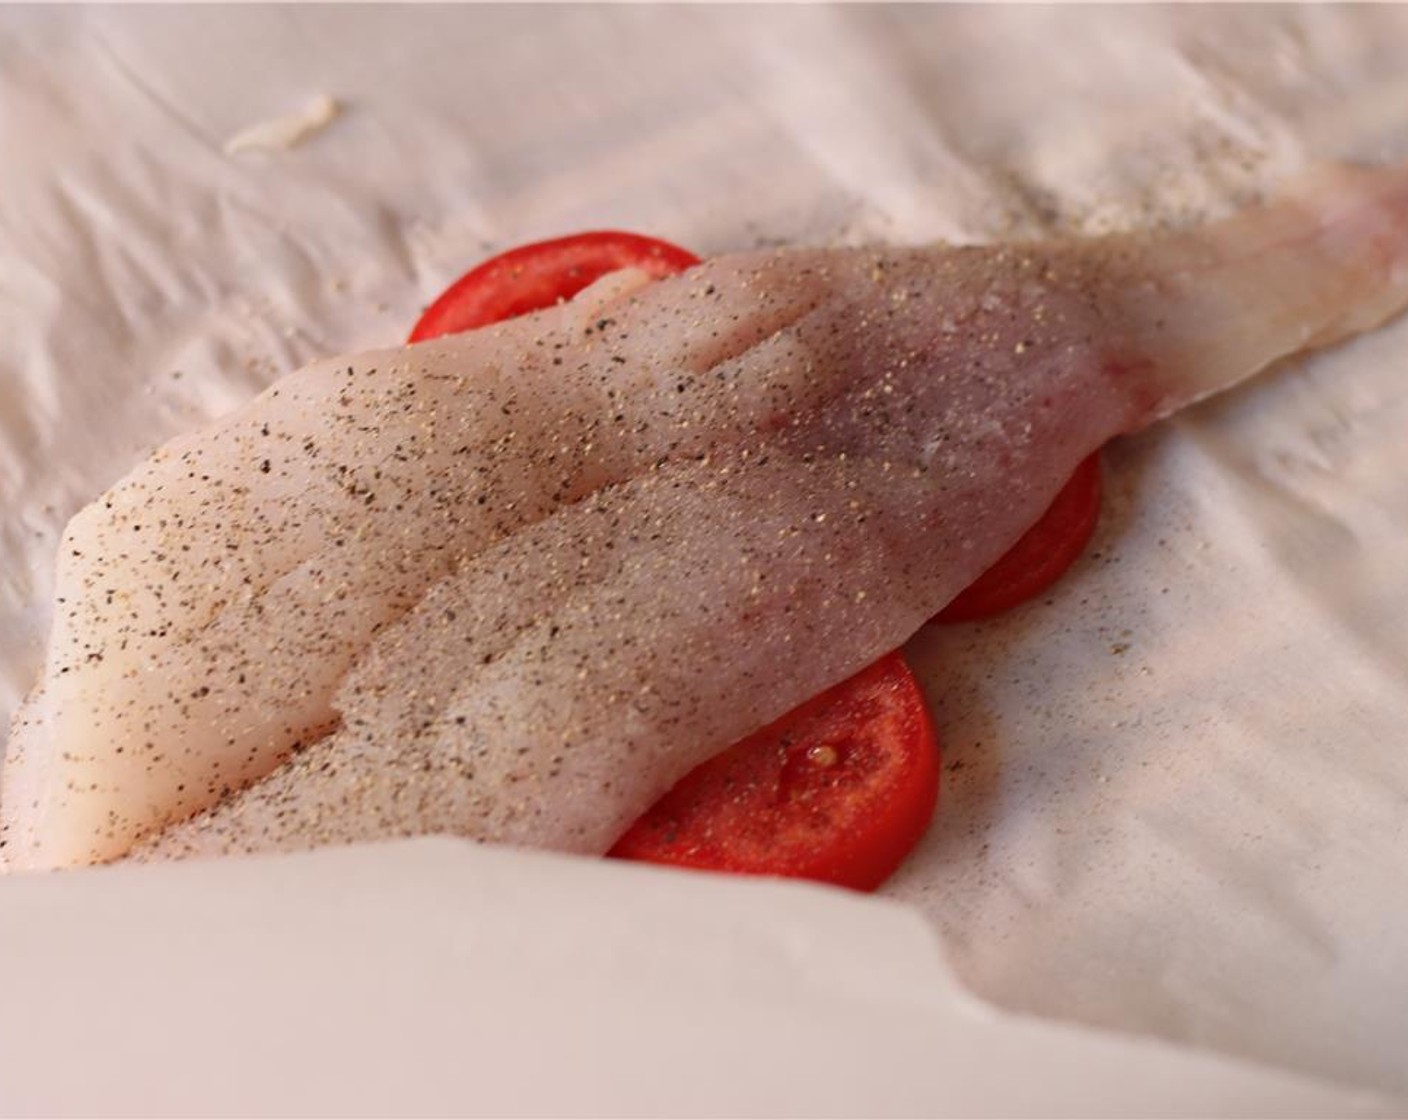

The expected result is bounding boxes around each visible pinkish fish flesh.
[3,162,1407,871]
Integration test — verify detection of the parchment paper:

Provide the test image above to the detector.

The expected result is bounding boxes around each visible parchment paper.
[1,4,1405,1108]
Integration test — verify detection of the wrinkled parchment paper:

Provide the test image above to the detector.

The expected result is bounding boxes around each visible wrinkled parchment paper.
[0,838,1390,1117]
[1,4,1405,1107]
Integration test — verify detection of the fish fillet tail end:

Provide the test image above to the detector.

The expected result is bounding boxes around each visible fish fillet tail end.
[1122,159,1408,425]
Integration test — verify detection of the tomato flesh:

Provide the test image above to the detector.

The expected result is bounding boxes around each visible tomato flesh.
[408,230,700,342]
[934,452,1102,624]
[608,653,940,891]
[407,229,1104,892]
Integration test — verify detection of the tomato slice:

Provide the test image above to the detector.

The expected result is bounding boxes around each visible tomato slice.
[933,452,1102,624]
[408,230,701,342]
[607,653,940,891]
[407,229,1102,892]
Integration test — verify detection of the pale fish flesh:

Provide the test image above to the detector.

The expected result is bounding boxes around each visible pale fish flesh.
[3,162,1406,870]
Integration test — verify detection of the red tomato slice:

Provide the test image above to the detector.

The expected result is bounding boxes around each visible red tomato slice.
[411,234,940,890]
[934,452,1102,624]
[408,230,1103,893]
[608,653,940,892]
[408,230,701,342]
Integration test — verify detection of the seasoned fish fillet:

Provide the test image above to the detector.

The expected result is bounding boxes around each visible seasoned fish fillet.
[4,162,1407,870]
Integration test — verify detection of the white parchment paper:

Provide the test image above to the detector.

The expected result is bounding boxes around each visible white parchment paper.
[1,4,1405,1106]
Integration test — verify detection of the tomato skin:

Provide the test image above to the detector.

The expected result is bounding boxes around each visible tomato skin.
[408,230,701,342]
[408,229,1104,893]
[608,653,940,892]
[934,452,1102,624]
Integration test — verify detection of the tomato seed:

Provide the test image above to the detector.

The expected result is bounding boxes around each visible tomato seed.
[806,744,839,768]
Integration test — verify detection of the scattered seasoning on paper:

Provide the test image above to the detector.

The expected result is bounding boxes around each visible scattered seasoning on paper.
[224,94,342,156]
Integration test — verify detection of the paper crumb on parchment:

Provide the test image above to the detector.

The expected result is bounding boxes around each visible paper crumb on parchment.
[224,94,340,155]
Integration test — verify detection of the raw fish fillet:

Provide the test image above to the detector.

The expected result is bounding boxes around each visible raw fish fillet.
[3,163,1407,871]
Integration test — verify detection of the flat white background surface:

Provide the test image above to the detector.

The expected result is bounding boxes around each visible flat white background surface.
[1,5,1406,1113]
